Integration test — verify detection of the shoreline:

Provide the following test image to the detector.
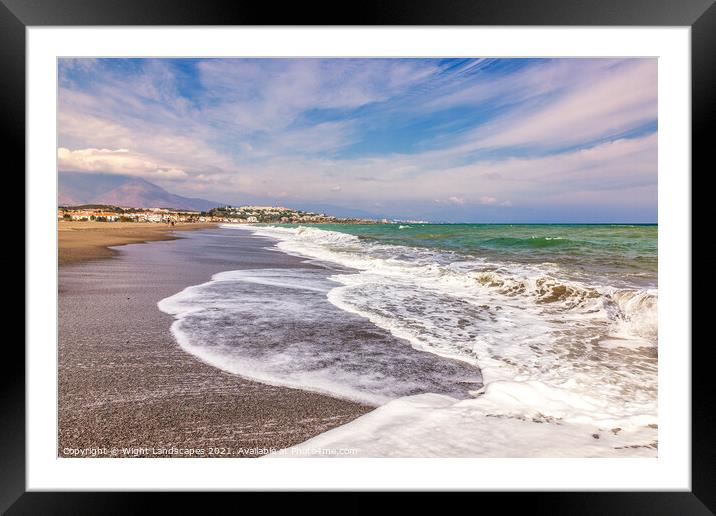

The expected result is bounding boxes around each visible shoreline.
[58,220,218,265]
[58,226,373,457]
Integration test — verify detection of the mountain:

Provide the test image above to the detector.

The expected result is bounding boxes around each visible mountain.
[58,172,221,211]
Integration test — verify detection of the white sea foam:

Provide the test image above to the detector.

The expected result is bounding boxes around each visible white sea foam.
[220,224,658,457]
[271,387,658,458]
[158,266,482,406]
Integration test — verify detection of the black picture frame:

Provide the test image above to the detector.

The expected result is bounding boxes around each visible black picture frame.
[6,0,710,512]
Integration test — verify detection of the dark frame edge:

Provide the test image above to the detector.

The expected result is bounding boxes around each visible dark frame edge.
[0,0,715,26]
[691,0,716,512]
[7,0,712,513]
[1,0,26,514]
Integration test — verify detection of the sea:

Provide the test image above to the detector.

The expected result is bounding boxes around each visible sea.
[158,223,658,457]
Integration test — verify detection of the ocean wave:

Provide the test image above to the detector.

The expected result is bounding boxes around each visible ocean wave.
[253,225,360,246]
[232,224,657,347]
[215,224,658,453]
[483,235,574,249]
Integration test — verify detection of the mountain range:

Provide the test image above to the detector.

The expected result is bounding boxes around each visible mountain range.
[58,172,221,211]
[58,172,397,219]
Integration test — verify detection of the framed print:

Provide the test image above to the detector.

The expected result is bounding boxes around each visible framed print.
[8,0,711,511]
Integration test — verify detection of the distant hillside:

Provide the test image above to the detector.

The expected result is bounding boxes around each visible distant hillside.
[59,172,221,211]
[291,202,388,220]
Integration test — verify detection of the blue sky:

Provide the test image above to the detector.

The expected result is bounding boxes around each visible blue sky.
[58,58,657,222]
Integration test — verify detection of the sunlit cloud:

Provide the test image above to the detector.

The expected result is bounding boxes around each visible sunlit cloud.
[58,147,187,179]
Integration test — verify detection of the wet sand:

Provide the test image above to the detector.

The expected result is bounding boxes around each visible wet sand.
[58,227,373,458]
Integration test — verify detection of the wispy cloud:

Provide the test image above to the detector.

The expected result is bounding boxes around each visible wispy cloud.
[58,57,657,222]
[473,60,657,150]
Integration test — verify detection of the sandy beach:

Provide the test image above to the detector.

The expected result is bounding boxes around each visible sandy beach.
[58,220,219,265]
[58,225,372,457]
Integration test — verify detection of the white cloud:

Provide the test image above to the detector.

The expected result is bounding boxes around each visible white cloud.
[466,60,657,151]
[414,59,656,163]
[195,59,439,134]
[213,133,655,208]
[58,147,187,179]
[430,195,503,207]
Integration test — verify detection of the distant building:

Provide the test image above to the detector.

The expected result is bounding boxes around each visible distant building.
[59,202,384,226]
[240,206,287,211]
[69,211,94,221]
[95,212,119,221]
[66,211,115,221]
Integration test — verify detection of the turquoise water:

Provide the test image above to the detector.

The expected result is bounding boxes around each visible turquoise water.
[282,223,657,289]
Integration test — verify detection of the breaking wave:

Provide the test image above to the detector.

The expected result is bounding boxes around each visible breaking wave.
[162,224,659,456]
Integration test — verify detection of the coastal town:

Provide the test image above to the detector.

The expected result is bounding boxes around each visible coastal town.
[57,204,390,224]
